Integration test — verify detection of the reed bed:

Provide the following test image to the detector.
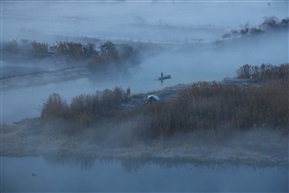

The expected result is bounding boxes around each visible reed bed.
[40,64,289,138]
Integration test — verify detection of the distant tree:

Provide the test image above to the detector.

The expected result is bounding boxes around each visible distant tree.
[249,27,263,35]
[261,16,279,28]
[240,22,250,35]
[100,41,117,56]
[83,42,96,57]
[3,40,19,53]
[280,18,289,26]
[31,41,49,57]
[119,44,134,60]
[54,41,84,59]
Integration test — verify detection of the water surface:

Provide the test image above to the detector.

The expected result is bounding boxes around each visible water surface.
[1,156,288,192]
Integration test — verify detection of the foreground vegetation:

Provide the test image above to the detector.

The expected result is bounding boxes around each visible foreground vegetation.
[139,63,288,138]
[41,87,131,130]
[40,63,289,138]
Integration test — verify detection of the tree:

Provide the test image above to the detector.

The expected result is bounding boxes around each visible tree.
[100,41,117,56]
[261,16,279,28]
[99,41,119,63]
[236,64,251,79]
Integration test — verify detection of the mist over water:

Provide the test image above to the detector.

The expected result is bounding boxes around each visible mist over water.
[2,31,288,124]
[1,1,289,192]
[1,1,289,124]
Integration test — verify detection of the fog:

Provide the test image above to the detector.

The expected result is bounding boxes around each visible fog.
[1,2,289,192]
[2,1,288,42]
[1,1,288,124]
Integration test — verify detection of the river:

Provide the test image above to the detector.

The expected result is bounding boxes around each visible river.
[1,156,288,192]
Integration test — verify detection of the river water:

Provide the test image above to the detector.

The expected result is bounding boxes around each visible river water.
[1,156,288,192]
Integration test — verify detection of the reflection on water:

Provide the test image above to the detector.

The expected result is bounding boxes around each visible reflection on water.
[1,156,288,192]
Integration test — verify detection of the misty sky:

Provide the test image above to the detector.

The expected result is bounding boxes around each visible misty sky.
[2,1,288,42]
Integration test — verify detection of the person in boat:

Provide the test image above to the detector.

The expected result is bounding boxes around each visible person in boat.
[160,72,171,80]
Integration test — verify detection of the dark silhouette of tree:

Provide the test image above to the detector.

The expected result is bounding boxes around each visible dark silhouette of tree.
[100,41,118,60]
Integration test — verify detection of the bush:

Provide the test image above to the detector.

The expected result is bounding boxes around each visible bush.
[83,42,96,57]
[88,41,139,70]
[280,18,289,26]
[31,41,49,58]
[221,16,287,39]
[261,16,279,27]
[249,27,264,35]
[139,79,288,137]
[54,41,84,59]
[41,93,69,119]
[100,41,118,56]
[88,41,119,69]
[41,87,130,128]
[40,64,288,137]
[3,39,140,74]
[3,40,19,53]
[236,63,289,82]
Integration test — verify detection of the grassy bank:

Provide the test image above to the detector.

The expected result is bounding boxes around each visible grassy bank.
[143,79,288,137]
[40,63,289,139]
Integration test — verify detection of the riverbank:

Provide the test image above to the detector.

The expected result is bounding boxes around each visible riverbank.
[1,118,287,166]
[1,77,288,166]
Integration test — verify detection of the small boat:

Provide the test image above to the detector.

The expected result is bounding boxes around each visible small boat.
[158,75,171,81]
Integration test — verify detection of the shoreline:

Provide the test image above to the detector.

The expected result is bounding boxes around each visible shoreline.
[1,65,288,166]
[1,80,288,166]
